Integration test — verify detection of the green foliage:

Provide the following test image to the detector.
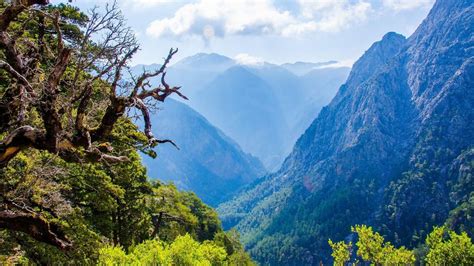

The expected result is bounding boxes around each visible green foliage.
[0,150,104,264]
[328,239,351,266]
[227,250,255,266]
[352,225,415,265]
[98,234,228,265]
[329,225,474,265]
[0,147,247,264]
[98,246,131,265]
[169,234,227,265]
[425,226,474,265]
[213,230,255,265]
[0,131,253,264]
[352,225,385,264]
[0,116,254,264]
[147,182,222,243]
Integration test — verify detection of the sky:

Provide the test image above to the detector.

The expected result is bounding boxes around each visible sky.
[53,0,435,66]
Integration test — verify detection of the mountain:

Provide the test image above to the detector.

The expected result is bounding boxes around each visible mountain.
[141,99,265,206]
[172,52,235,71]
[300,67,351,103]
[244,63,306,128]
[217,0,474,264]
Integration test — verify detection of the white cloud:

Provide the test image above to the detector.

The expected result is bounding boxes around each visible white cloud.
[307,1,372,32]
[124,0,169,7]
[382,0,434,11]
[68,0,170,10]
[281,21,317,37]
[234,53,264,66]
[146,0,372,39]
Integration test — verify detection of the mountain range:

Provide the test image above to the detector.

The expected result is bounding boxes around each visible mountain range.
[217,0,474,264]
[135,54,349,206]
[165,54,350,170]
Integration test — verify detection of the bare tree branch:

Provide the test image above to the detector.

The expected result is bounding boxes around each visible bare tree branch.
[0,59,33,91]
[0,210,71,250]
[0,0,185,166]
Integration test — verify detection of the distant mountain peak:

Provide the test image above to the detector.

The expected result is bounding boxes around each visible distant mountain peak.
[345,31,406,86]
[172,53,235,71]
[133,53,233,71]
[186,52,233,62]
[382,31,406,41]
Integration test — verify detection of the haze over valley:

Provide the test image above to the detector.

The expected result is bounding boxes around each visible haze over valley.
[136,55,350,185]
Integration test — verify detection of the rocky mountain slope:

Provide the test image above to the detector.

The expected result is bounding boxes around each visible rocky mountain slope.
[217,0,474,264]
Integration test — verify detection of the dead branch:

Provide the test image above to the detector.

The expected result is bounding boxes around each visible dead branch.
[0,60,33,91]
[0,210,71,250]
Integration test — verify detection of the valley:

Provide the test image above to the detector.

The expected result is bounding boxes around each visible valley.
[0,0,472,264]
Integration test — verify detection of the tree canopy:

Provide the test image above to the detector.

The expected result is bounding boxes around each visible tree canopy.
[0,0,187,250]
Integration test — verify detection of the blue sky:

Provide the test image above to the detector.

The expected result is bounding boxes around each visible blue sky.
[55,0,434,66]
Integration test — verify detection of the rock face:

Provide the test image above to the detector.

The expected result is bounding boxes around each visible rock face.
[142,99,265,207]
[218,0,474,264]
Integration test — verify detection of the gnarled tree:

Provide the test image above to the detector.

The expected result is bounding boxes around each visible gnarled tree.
[0,0,185,249]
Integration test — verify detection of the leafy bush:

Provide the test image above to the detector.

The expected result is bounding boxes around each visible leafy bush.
[328,239,351,266]
[425,226,474,265]
[329,225,474,265]
[352,225,415,265]
[99,234,227,265]
[329,225,415,265]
